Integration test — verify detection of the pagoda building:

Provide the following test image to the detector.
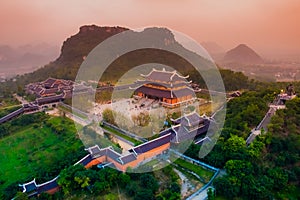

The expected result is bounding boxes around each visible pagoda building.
[19,179,38,197]
[131,68,196,107]
[159,111,211,143]
[278,83,297,105]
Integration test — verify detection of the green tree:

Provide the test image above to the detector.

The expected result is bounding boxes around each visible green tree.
[223,135,247,160]
[118,173,131,188]
[170,182,181,194]
[225,160,253,177]
[93,181,110,194]
[214,176,240,198]
[125,182,138,196]
[207,188,215,200]
[74,175,90,189]
[247,139,265,160]
[267,167,288,190]
[240,175,271,200]
[57,165,89,194]
[160,189,181,200]
[14,192,29,200]
[134,189,155,200]
[184,143,200,159]
[140,174,159,193]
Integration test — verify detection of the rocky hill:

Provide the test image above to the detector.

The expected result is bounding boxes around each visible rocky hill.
[7,25,213,84]
[223,44,264,64]
[39,25,129,81]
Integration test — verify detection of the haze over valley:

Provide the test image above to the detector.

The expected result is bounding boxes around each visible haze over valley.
[203,42,300,82]
[0,43,59,80]
[1,35,299,83]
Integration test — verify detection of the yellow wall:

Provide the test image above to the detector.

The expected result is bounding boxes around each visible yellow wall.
[84,143,171,172]
[85,156,106,168]
[45,187,60,195]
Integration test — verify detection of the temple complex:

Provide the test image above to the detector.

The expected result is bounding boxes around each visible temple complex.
[18,70,214,197]
[26,78,74,98]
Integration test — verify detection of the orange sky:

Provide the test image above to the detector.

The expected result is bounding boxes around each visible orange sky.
[1,0,300,56]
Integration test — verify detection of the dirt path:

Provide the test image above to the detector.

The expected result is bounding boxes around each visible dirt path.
[173,168,191,197]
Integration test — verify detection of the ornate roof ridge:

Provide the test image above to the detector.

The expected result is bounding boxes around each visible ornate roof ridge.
[140,68,189,79]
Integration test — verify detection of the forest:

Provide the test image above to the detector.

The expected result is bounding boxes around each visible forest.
[185,88,300,199]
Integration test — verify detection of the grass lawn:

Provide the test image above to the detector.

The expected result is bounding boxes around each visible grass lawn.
[196,92,211,100]
[134,158,167,172]
[79,125,123,153]
[0,116,85,195]
[174,158,214,183]
[0,96,20,108]
[198,100,225,116]
[101,124,141,145]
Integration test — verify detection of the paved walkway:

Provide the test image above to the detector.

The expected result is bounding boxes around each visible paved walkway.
[173,168,191,197]
[13,93,29,104]
[246,96,282,144]
[101,127,135,153]
[190,187,213,200]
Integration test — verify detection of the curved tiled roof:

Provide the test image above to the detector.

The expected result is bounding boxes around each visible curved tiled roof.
[36,94,64,105]
[173,112,205,126]
[141,68,189,83]
[43,78,57,86]
[37,177,59,193]
[134,80,190,89]
[75,154,94,166]
[19,179,37,193]
[119,153,137,164]
[135,86,194,99]
[131,133,173,154]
